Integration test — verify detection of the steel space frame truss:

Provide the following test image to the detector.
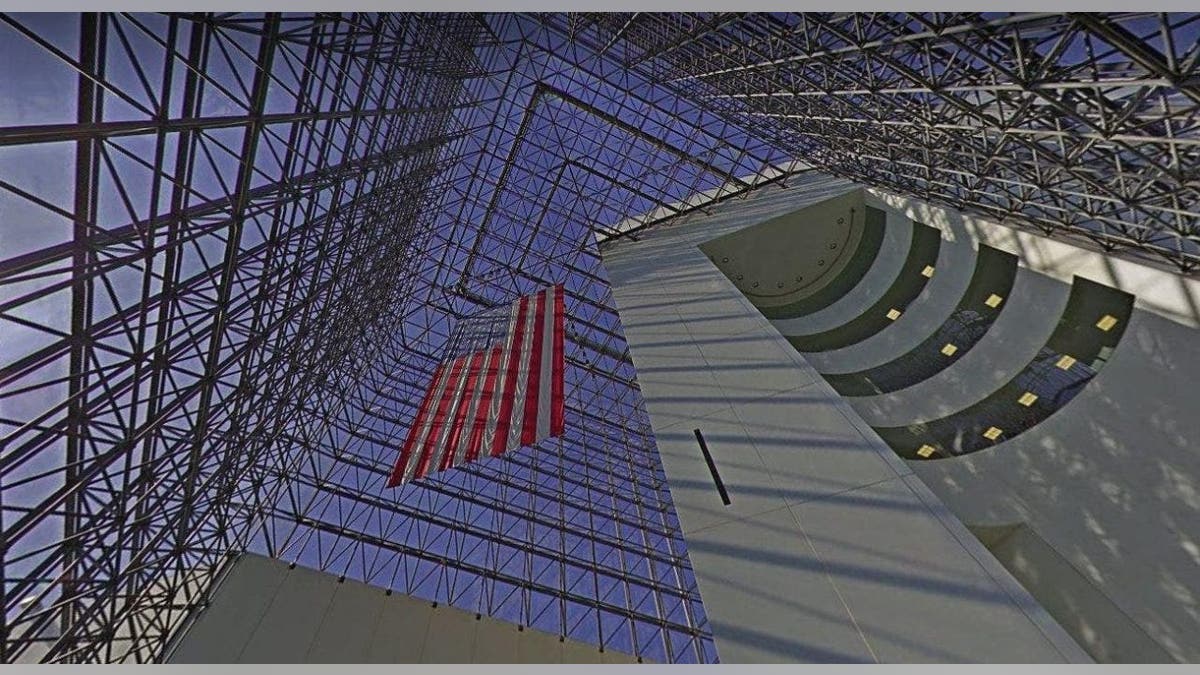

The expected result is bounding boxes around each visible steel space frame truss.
[0,12,796,664]
[575,12,1200,272]
[1,11,1196,665]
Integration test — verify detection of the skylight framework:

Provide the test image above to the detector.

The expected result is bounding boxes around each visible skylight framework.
[2,11,1196,665]
[0,12,793,664]
[576,12,1200,272]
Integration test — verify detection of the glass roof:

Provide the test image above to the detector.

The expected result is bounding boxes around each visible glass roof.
[2,11,1197,663]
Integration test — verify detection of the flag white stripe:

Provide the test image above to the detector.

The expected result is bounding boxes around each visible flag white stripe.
[536,286,555,442]
[426,357,473,475]
[452,349,492,467]
[483,301,520,455]
[402,364,454,483]
[506,295,540,451]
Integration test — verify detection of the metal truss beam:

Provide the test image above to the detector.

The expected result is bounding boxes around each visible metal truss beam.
[4,10,1193,665]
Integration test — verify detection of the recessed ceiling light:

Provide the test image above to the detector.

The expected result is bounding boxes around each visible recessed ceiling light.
[985,293,1004,308]
[921,265,935,278]
[916,444,937,458]
[1055,354,1076,370]
[940,343,957,356]
[983,426,1002,440]
[1096,314,1118,331]
[886,308,902,320]
[1018,392,1038,406]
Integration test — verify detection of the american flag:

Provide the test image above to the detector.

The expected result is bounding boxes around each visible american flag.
[387,284,566,487]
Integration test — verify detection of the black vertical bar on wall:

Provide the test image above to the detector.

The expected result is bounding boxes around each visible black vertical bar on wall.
[692,429,730,506]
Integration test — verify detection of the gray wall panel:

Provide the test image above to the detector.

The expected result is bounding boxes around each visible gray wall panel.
[517,627,564,663]
[169,553,625,663]
[163,555,285,663]
[652,407,790,535]
[238,563,338,663]
[791,476,1063,663]
[421,604,480,663]
[472,616,519,663]
[682,505,877,663]
[367,592,433,663]
[729,389,898,506]
[974,524,1174,663]
[562,638,605,663]
[306,576,386,662]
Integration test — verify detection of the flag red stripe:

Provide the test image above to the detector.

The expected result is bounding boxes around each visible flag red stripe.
[389,285,571,488]
[386,362,445,488]
[520,290,547,446]
[550,284,565,436]
[465,345,502,463]
[441,349,485,471]
[491,294,530,456]
[415,355,468,479]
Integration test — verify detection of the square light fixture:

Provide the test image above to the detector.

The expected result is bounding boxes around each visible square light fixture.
[886,308,902,320]
[983,426,1003,440]
[921,265,935,278]
[941,343,958,356]
[1056,354,1076,370]
[916,444,937,458]
[1018,392,1038,406]
[1096,314,1118,331]
[985,293,1004,308]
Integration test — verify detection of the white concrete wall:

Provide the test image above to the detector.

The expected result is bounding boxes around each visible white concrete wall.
[906,304,1200,662]
[602,174,1086,664]
[808,188,1200,662]
[167,553,639,663]
[971,524,1174,663]
[683,179,1200,662]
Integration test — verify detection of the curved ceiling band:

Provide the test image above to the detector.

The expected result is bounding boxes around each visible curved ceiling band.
[824,244,1019,396]
[757,206,887,320]
[785,222,941,353]
[873,276,1135,461]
